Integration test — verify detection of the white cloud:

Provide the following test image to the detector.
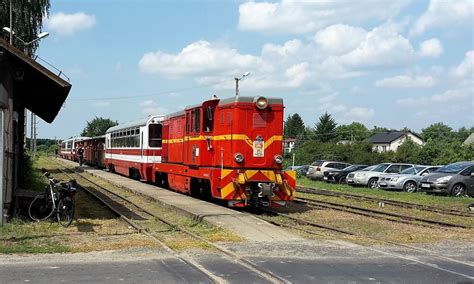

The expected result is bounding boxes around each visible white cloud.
[375,75,435,88]
[419,38,443,58]
[452,50,474,78]
[344,107,375,121]
[338,24,415,68]
[238,0,410,34]
[140,100,169,116]
[410,0,474,36]
[115,62,123,72]
[396,87,473,106]
[317,24,415,77]
[314,24,367,55]
[45,12,96,36]
[139,40,265,77]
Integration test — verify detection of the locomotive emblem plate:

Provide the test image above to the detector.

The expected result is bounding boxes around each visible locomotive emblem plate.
[253,140,264,157]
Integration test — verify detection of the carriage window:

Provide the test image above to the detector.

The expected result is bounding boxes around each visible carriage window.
[127,130,131,136]
[149,124,162,147]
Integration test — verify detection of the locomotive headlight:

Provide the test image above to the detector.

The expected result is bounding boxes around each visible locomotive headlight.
[234,153,244,163]
[254,96,268,109]
[274,154,283,164]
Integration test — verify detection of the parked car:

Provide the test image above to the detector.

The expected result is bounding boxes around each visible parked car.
[419,161,474,196]
[346,163,415,188]
[307,161,351,180]
[323,164,369,184]
[286,165,310,177]
[377,165,442,192]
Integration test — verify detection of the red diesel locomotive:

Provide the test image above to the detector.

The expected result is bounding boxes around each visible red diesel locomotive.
[72,95,296,207]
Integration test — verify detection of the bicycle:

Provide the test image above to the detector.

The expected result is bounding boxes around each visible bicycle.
[28,169,78,227]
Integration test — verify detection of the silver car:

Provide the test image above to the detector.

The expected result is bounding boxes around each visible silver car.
[347,163,414,188]
[377,165,441,192]
[307,160,350,180]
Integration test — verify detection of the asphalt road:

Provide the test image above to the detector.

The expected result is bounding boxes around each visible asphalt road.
[2,253,473,284]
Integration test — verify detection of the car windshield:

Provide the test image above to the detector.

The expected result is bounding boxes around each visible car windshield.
[311,161,324,166]
[361,165,376,171]
[343,165,363,171]
[437,163,472,174]
[372,164,390,172]
[400,166,426,175]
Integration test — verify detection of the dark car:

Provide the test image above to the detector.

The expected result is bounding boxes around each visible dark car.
[286,165,310,177]
[324,164,369,184]
[419,161,474,196]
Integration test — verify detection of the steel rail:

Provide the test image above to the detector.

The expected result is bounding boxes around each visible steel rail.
[297,186,474,217]
[295,197,471,229]
[53,161,289,284]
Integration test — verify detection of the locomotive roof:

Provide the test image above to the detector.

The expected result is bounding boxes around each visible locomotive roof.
[106,115,164,133]
[165,96,284,119]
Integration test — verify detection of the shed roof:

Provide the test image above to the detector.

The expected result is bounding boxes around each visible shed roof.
[368,131,422,144]
[0,38,71,123]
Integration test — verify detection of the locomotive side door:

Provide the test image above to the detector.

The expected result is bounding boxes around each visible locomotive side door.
[184,108,201,166]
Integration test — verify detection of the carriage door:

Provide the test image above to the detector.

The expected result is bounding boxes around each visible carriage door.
[184,108,201,166]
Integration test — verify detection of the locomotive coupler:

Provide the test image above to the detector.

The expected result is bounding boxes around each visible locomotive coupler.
[257,182,276,207]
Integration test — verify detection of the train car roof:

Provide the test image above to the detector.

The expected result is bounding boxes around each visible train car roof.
[61,136,90,142]
[106,115,164,133]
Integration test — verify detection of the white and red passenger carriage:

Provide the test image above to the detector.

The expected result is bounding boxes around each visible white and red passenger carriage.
[104,115,164,181]
[60,136,89,161]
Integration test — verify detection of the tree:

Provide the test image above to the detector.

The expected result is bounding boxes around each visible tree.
[314,112,337,142]
[81,117,118,137]
[284,113,305,138]
[395,139,421,163]
[0,0,50,55]
[421,122,453,142]
[335,122,370,142]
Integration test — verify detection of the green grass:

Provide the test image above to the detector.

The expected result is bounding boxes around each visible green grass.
[0,219,71,254]
[298,177,474,211]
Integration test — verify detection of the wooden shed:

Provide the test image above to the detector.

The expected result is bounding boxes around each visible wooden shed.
[0,38,71,224]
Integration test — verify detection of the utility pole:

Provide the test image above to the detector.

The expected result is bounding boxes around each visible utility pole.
[9,0,12,45]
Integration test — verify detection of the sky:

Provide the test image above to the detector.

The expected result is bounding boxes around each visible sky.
[33,0,474,139]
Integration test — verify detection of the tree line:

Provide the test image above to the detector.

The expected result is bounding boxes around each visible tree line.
[284,112,474,166]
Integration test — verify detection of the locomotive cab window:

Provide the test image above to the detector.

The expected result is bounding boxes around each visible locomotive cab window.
[203,106,214,132]
[192,109,201,133]
[149,124,162,147]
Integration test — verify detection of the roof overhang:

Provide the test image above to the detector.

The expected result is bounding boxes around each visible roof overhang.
[0,38,71,123]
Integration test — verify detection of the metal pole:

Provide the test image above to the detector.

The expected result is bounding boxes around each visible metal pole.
[30,112,33,151]
[9,0,12,45]
[33,115,36,158]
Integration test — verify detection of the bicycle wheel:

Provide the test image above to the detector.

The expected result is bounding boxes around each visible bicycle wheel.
[29,192,54,221]
[57,197,75,227]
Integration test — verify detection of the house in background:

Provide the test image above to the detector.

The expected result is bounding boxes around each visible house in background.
[283,138,296,153]
[368,131,424,153]
[463,133,474,145]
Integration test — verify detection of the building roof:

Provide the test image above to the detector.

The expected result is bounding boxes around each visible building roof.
[0,38,72,123]
[368,131,422,144]
[463,133,474,145]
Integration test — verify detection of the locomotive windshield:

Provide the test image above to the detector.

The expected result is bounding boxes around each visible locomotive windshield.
[149,124,162,147]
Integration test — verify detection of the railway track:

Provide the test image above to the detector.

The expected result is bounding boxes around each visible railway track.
[295,196,471,229]
[53,162,289,284]
[256,209,474,280]
[297,186,474,217]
